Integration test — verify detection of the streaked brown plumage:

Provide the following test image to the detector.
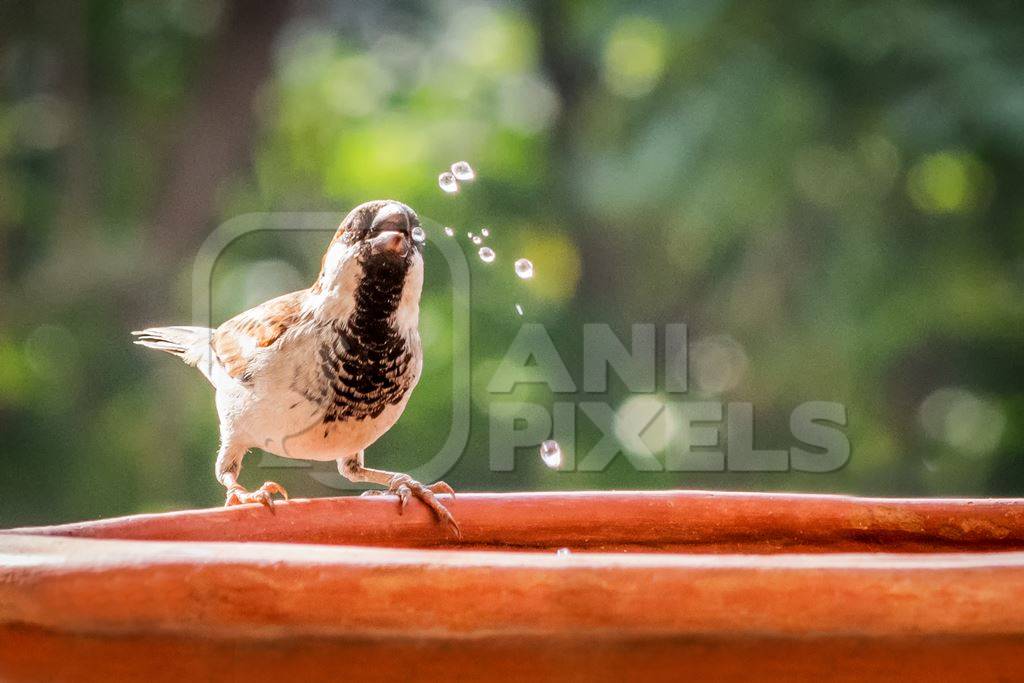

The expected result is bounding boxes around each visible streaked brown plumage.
[133,200,458,536]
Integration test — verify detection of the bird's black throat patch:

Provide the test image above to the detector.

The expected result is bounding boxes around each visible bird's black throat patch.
[316,252,414,424]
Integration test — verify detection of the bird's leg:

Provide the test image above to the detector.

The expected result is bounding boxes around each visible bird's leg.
[338,452,459,537]
[216,442,288,509]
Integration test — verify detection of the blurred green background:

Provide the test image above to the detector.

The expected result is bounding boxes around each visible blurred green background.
[1,0,1022,527]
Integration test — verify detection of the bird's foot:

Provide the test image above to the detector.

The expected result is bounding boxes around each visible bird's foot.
[225,481,288,509]
[362,476,460,538]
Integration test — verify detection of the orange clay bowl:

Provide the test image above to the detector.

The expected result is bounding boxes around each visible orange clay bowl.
[4,490,1024,682]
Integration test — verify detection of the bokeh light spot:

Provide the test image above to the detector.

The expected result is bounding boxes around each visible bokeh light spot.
[918,387,1006,457]
[691,335,749,394]
[614,395,679,454]
[513,230,581,303]
[602,16,668,98]
[907,151,988,214]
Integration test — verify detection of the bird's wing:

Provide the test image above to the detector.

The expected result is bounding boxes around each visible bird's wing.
[212,289,308,380]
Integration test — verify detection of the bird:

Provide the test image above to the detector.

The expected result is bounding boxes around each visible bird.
[132,200,458,535]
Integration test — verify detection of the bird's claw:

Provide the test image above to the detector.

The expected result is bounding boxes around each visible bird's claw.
[428,480,456,498]
[361,480,453,500]
[367,475,460,539]
[225,481,288,510]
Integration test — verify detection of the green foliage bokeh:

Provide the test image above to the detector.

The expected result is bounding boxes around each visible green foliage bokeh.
[0,0,1022,525]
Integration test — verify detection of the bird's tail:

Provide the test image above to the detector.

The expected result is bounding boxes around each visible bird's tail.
[132,326,213,371]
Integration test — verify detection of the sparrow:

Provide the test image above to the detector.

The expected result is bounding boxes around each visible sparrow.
[133,200,458,535]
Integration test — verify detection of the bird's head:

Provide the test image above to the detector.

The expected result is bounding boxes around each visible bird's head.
[311,200,424,328]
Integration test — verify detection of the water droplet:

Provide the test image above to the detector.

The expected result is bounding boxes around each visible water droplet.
[514,303,524,316]
[478,246,495,263]
[514,258,534,279]
[443,226,454,237]
[471,235,482,245]
[540,439,561,469]
[556,547,571,556]
[481,228,490,237]
[438,172,458,193]
[411,226,426,243]
[451,160,475,181]
[467,231,475,240]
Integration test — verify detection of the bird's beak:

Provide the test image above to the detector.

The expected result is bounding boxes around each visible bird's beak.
[369,230,409,258]
[371,202,411,234]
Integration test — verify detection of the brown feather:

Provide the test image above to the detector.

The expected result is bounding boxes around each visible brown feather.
[212,290,308,379]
